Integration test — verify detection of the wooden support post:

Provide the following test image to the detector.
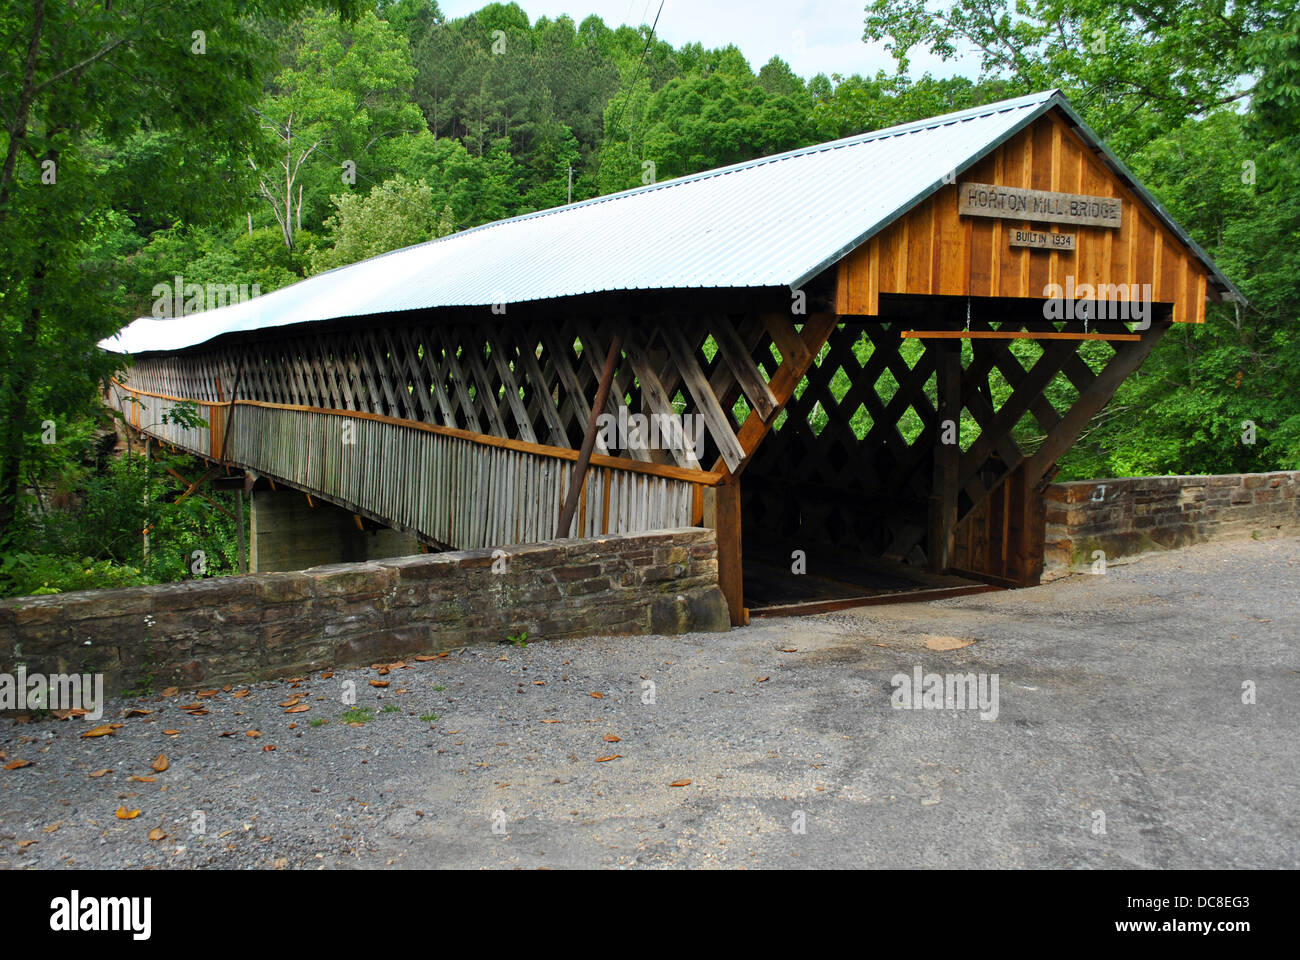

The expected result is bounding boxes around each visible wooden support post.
[712,477,746,626]
[928,339,961,573]
[235,488,246,575]
[557,334,621,538]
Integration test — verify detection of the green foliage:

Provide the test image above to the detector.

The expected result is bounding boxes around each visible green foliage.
[311,175,453,271]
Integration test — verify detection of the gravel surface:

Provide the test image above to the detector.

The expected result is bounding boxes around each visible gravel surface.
[2,536,1297,869]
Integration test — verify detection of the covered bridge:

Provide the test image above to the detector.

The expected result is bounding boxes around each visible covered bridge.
[103,89,1240,625]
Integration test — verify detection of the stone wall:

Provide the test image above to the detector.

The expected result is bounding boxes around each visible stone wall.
[0,528,728,696]
[1042,472,1300,579]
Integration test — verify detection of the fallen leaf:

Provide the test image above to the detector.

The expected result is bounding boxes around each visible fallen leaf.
[533,681,546,686]
[161,687,179,698]
[602,734,621,743]
[124,708,151,718]
[377,667,389,676]
[43,821,64,834]
[115,807,140,820]
[670,779,692,787]
[778,648,797,653]
[151,754,169,773]
[148,827,166,842]
[162,729,180,736]
[222,684,233,692]
[413,656,438,662]
[178,703,203,711]
[589,692,604,699]
[389,661,406,670]
[540,720,561,724]
[52,708,89,719]
[284,704,310,714]
[756,676,770,683]
[279,697,301,708]
[370,680,389,688]
[196,689,217,698]
[219,731,236,738]
[320,671,334,679]
[88,768,111,778]
[81,725,115,738]
[127,776,156,783]
[232,690,250,699]
[594,755,621,763]
[17,839,37,849]
[263,745,276,752]
[287,676,304,683]
[246,730,262,738]
[183,708,209,716]
[3,759,32,770]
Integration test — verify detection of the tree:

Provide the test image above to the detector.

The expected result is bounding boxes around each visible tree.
[310,175,453,272]
[0,0,359,540]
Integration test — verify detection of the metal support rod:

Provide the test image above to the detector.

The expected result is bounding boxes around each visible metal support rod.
[556,333,621,539]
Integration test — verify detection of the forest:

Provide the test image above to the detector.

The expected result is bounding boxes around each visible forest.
[0,0,1296,596]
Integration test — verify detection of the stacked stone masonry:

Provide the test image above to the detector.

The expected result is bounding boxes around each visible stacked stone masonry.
[0,528,729,697]
[1042,472,1300,579]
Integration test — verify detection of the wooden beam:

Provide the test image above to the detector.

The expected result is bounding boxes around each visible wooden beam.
[713,477,746,626]
[662,323,747,473]
[902,330,1141,341]
[927,339,960,573]
[1023,322,1168,487]
[557,335,622,538]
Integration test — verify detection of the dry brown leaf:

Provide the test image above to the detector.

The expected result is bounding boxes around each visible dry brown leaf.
[589,692,604,699]
[413,655,438,662]
[81,725,115,738]
[594,754,621,763]
[602,734,621,743]
[162,729,180,736]
[88,768,111,778]
[115,807,140,820]
[232,690,250,699]
[540,720,561,724]
[4,759,32,771]
[670,779,692,787]
[533,681,546,686]
[178,703,203,711]
[320,671,334,679]
[196,689,218,698]
[287,676,304,683]
[183,708,209,716]
[151,754,169,773]
[377,667,390,676]
[127,776,156,783]
[161,686,179,698]
[370,680,390,688]
[778,648,798,653]
[148,827,166,842]
[284,704,310,714]
[279,697,301,708]
[263,745,276,752]
[123,708,151,718]
[756,676,770,683]
[52,708,89,719]
[43,821,63,833]
[245,730,262,738]
[17,839,37,849]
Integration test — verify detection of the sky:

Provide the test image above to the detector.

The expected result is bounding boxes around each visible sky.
[436,0,984,81]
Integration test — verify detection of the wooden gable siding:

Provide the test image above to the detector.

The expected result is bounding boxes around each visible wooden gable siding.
[836,110,1212,323]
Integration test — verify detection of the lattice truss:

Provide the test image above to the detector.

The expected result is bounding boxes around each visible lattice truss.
[743,315,1135,566]
[122,312,809,476]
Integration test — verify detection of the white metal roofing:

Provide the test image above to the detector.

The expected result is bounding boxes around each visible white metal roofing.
[101,89,1238,355]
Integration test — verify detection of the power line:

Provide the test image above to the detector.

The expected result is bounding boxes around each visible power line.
[607,0,666,142]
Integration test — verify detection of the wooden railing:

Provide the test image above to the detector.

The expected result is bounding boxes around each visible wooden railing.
[108,381,716,549]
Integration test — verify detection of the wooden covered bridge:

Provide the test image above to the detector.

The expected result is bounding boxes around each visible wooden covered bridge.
[103,90,1239,625]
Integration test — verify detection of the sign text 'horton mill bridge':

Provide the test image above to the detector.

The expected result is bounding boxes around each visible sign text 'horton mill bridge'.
[104,91,1240,625]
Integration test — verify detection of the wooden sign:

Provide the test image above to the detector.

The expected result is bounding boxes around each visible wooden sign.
[1007,228,1075,251]
[959,182,1121,228]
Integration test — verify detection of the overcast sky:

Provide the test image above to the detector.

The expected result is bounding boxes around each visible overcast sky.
[437,0,983,80]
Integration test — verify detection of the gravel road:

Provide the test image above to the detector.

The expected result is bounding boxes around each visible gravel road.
[2,536,1297,869]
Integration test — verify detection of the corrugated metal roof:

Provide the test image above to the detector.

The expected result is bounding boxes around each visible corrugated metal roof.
[101,89,1239,355]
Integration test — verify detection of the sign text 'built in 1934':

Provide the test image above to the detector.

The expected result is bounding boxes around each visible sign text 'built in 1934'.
[1007,228,1076,250]
[958,182,1122,228]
